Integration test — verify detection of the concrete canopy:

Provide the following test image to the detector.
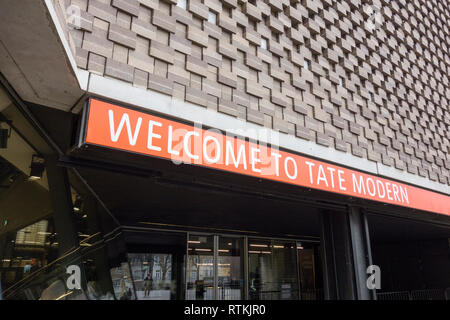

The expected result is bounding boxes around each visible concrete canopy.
[0,0,84,111]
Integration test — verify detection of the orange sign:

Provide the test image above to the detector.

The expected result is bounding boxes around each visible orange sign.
[83,99,450,216]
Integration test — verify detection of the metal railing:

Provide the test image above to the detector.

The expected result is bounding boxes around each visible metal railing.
[185,284,324,300]
[377,289,447,300]
[301,289,324,300]
[2,258,87,300]
[2,245,84,300]
[377,291,411,300]
[249,283,324,300]
[219,285,242,300]
[1,232,108,300]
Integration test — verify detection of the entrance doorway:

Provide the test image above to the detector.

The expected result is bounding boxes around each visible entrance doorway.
[247,239,322,300]
[122,229,322,300]
[248,238,299,300]
[186,234,245,300]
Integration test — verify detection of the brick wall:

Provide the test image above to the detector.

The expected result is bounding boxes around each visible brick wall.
[56,0,449,185]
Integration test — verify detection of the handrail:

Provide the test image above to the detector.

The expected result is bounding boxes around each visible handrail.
[2,245,81,297]
[3,228,121,299]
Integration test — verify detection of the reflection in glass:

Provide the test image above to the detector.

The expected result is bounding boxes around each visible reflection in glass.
[248,239,299,300]
[110,262,136,300]
[128,253,174,300]
[1,219,59,295]
[218,237,244,300]
[15,220,48,246]
[298,243,323,300]
[186,235,214,300]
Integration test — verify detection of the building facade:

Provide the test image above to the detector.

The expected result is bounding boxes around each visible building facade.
[0,0,449,300]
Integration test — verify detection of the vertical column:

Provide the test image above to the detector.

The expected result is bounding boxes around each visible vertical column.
[84,195,115,297]
[45,155,87,292]
[348,206,374,300]
[0,232,6,296]
[213,235,218,300]
[320,206,374,300]
[243,236,249,300]
[45,155,79,255]
[0,233,6,262]
[174,248,185,300]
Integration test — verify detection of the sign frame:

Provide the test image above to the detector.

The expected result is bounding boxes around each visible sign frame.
[77,98,450,217]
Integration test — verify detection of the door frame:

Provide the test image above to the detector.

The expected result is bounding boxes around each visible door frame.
[187,232,245,300]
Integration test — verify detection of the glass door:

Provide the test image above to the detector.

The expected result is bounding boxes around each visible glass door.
[186,234,215,300]
[186,234,245,300]
[248,238,299,300]
[297,242,323,300]
[217,236,245,300]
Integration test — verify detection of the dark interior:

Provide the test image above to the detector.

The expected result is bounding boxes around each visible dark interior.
[75,165,322,239]
[368,213,450,296]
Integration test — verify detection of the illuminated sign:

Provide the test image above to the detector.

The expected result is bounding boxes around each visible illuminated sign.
[81,98,450,216]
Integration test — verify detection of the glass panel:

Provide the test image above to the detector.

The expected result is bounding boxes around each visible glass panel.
[298,243,323,300]
[217,237,244,300]
[124,230,187,300]
[186,234,214,300]
[128,253,174,300]
[248,239,299,300]
[110,262,136,300]
[1,218,60,296]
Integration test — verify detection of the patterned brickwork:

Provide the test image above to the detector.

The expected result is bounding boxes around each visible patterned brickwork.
[57,0,450,185]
